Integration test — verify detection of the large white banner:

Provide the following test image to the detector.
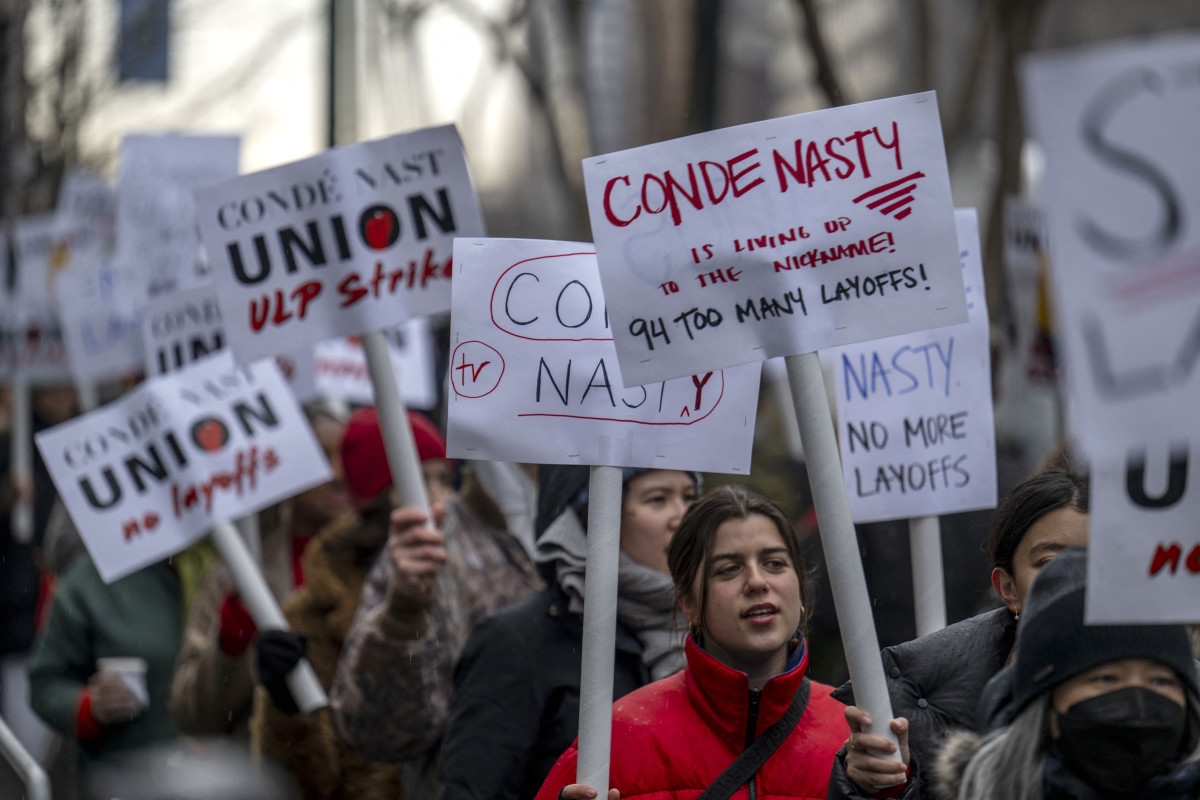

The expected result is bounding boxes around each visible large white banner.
[197,125,485,362]
[826,209,996,523]
[116,134,241,301]
[1023,34,1200,455]
[36,355,331,583]
[582,92,965,387]
[447,238,761,473]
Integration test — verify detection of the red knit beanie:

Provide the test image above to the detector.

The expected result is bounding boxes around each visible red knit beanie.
[341,407,448,507]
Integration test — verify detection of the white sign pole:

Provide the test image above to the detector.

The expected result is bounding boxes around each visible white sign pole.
[576,463,621,796]
[76,381,99,413]
[908,514,946,637]
[210,520,326,712]
[10,380,34,544]
[361,330,429,513]
[234,513,263,566]
[785,351,900,757]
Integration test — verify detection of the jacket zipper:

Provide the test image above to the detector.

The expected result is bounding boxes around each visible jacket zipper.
[745,688,761,800]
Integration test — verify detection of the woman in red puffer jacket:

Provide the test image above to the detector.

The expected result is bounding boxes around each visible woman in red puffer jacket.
[535,485,850,800]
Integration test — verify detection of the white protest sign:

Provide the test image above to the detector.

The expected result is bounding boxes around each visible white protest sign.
[825,209,996,523]
[142,283,228,376]
[117,134,241,301]
[1002,197,1059,386]
[1023,33,1200,455]
[35,355,332,583]
[314,318,439,410]
[55,171,144,384]
[196,125,485,363]
[1086,440,1200,623]
[1,213,85,382]
[446,238,761,473]
[582,91,965,388]
[57,276,144,384]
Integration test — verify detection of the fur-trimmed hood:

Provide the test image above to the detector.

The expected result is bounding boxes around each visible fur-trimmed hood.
[931,729,984,800]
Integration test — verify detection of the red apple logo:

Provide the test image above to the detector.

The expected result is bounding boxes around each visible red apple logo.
[190,417,230,453]
[360,205,399,250]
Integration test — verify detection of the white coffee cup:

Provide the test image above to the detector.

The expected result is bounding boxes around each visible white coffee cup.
[96,657,150,710]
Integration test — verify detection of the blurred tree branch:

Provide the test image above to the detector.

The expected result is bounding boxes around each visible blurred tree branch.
[794,0,848,108]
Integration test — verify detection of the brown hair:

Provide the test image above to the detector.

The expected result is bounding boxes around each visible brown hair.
[667,484,809,639]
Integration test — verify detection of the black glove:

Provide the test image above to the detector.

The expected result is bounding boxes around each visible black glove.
[255,629,308,715]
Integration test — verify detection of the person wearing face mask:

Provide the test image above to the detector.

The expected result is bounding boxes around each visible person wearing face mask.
[538,484,849,800]
[929,547,1200,800]
[829,465,1090,797]
[434,465,700,800]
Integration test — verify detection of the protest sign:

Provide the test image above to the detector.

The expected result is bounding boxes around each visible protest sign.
[117,134,241,300]
[1,213,86,382]
[446,238,761,473]
[35,355,331,583]
[1023,33,1200,455]
[1087,439,1200,623]
[826,209,996,523]
[55,172,144,384]
[1002,198,1058,386]
[313,319,439,410]
[582,91,965,387]
[142,283,228,376]
[196,125,485,363]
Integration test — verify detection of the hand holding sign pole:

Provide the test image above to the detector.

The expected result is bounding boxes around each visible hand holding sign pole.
[583,92,970,762]
[785,352,901,756]
[211,520,323,712]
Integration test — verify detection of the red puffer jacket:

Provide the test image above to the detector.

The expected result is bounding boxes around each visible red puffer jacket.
[534,636,848,800]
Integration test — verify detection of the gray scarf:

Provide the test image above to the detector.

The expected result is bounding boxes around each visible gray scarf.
[536,510,685,681]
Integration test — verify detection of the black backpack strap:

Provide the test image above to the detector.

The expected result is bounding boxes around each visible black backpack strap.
[698,677,812,800]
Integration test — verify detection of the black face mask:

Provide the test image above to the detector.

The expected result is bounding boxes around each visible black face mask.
[1052,686,1188,795]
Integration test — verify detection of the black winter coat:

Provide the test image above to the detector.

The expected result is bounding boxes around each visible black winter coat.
[437,585,649,800]
[829,607,1017,798]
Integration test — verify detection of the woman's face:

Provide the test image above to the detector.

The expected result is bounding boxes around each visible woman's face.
[993,507,1089,615]
[680,513,801,684]
[619,470,697,573]
[1053,658,1186,717]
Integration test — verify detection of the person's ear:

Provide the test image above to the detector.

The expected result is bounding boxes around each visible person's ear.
[678,591,699,628]
[992,567,1020,615]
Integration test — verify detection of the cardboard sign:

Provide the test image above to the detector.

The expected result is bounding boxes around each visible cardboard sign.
[313,319,439,410]
[116,134,241,301]
[1086,441,1200,623]
[35,355,331,583]
[196,125,485,363]
[826,209,996,523]
[446,238,761,473]
[582,91,965,387]
[1023,34,1200,456]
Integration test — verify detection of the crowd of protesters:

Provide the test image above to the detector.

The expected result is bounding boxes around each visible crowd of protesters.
[3,376,1199,800]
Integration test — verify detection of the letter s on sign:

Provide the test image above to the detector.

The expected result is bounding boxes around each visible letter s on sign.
[1078,68,1181,263]
[603,176,641,227]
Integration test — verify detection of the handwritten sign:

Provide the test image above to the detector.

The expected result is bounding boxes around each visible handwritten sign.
[1086,440,1200,623]
[1023,33,1200,455]
[446,238,760,472]
[826,209,996,523]
[197,125,485,363]
[116,134,241,301]
[581,91,965,388]
[35,355,331,583]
